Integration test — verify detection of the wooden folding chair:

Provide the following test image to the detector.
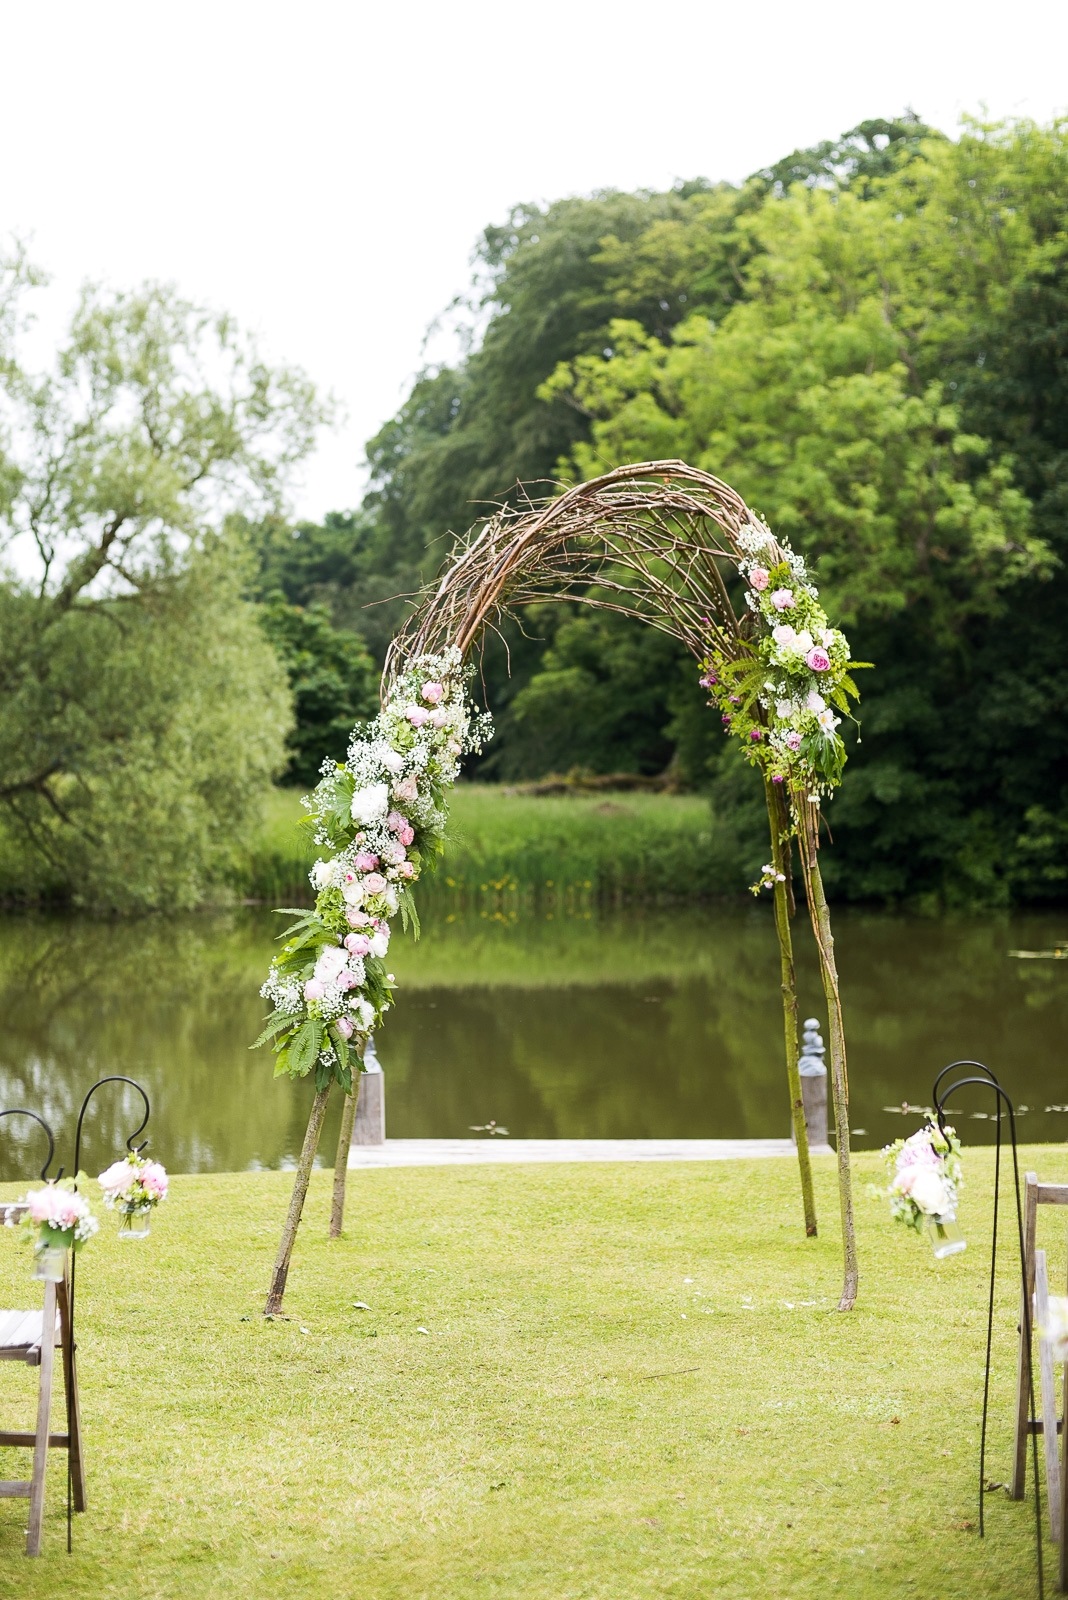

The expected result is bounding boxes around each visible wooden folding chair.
[1012,1173,1068,1590]
[0,1202,85,1557]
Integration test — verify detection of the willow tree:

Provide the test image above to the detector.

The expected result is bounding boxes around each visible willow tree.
[259,460,864,1314]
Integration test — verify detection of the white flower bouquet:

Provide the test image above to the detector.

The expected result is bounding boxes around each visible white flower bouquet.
[882,1123,966,1257]
[16,1180,98,1278]
[254,647,492,1092]
[98,1154,169,1237]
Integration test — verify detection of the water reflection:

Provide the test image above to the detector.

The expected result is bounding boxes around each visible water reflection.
[0,904,1065,1179]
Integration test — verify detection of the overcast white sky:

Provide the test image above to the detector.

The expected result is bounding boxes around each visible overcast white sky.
[2,0,1067,522]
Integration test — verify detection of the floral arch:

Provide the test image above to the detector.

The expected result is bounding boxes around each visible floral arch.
[259,461,864,1314]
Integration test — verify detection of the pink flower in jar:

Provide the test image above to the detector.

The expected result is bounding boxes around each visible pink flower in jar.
[354,851,379,871]
[785,731,802,751]
[304,978,325,1001]
[363,872,388,895]
[140,1161,168,1199]
[398,861,416,879]
[749,567,769,591]
[805,646,830,672]
[394,776,418,802]
[770,588,794,611]
[336,1016,354,1040]
[345,933,371,956]
[421,681,444,704]
[398,825,415,847]
[387,810,406,833]
[406,707,430,727]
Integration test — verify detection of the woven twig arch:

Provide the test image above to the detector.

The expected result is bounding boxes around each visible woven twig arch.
[389,460,859,1310]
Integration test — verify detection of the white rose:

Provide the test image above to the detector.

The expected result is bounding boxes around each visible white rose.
[909,1169,950,1216]
[341,877,365,906]
[771,624,797,648]
[795,629,814,654]
[310,858,340,890]
[350,782,390,823]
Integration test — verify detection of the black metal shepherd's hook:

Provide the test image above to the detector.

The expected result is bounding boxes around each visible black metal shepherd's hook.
[66,1076,151,1556]
[931,1061,1043,1599]
[0,1109,56,1181]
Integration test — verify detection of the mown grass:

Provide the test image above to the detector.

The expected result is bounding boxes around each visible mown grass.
[235,783,752,906]
[0,1147,1058,1598]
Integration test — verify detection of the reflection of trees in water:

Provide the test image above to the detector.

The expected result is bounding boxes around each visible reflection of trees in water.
[0,911,339,1181]
[1,905,1066,1174]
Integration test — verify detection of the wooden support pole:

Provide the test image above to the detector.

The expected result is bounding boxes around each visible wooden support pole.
[265,1084,332,1316]
[330,1091,357,1240]
[765,777,817,1238]
[794,791,858,1312]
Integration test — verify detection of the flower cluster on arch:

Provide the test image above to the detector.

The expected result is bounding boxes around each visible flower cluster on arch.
[254,647,492,1091]
[700,519,865,813]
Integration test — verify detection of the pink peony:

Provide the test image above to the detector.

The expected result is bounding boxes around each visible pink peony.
[398,825,415,847]
[805,647,830,672]
[394,776,418,802]
[354,851,379,871]
[398,861,416,878]
[346,907,370,927]
[430,709,449,728]
[363,872,388,895]
[785,731,802,751]
[421,681,444,704]
[27,1186,87,1230]
[337,970,358,990]
[336,1016,354,1040]
[749,567,769,591]
[386,810,406,833]
[770,588,794,611]
[140,1162,169,1199]
[406,707,430,727]
[345,933,371,956]
[304,977,325,1001]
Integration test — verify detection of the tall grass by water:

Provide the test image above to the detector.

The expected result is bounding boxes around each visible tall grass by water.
[236,784,754,907]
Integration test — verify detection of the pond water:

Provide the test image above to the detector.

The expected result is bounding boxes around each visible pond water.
[0,902,1066,1179]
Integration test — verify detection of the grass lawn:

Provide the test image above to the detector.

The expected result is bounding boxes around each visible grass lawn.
[233,783,753,906]
[0,1147,1058,1598]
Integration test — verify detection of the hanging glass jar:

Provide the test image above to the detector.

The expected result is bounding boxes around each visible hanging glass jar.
[118,1206,151,1241]
[926,1212,966,1258]
[32,1240,67,1281]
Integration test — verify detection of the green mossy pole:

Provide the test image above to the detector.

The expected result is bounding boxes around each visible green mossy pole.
[329,1040,365,1240]
[765,777,817,1238]
[795,792,858,1312]
[265,1082,332,1316]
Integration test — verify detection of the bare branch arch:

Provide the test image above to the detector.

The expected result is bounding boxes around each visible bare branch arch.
[387,460,858,1311]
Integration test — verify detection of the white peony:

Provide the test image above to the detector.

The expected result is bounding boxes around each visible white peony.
[310,858,340,890]
[775,699,794,719]
[806,690,826,714]
[351,782,390,823]
[369,928,390,958]
[908,1168,951,1217]
[376,746,404,775]
[352,999,375,1030]
[315,945,348,983]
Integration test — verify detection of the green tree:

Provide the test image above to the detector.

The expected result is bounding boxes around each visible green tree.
[0,259,325,909]
[258,593,379,787]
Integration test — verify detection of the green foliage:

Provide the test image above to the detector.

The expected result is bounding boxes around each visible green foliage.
[258,592,379,786]
[0,266,324,909]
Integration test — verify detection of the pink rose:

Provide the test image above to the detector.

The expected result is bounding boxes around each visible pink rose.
[398,861,416,879]
[749,567,769,591]
[394,776,418,802]
[354,851,379,870]
[785,731,802,751]
[387,810,406,833]
[345,933,371,956]
[398,825,414,847]
[363,872,388,895]
[770,588,794,611]
[421,681,444,704]
[805,647,830,672]
[406,707,429,727]
[345,908,370,927]
[336,1016,354,1040]
[304,978,325,1001]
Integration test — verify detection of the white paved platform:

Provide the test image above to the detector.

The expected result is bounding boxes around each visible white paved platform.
[349,1138,833,1168]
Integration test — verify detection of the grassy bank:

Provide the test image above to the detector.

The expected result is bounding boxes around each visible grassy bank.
[0,1147,1057,1597]
[236,783,754,906]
